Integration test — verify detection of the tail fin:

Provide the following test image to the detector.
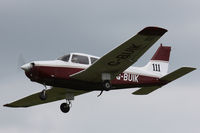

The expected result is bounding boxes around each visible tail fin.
[143,44,171,76]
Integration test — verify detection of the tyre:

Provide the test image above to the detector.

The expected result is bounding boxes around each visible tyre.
[103,80,111,90]
[60,103,70,113]
[39,90,47,100]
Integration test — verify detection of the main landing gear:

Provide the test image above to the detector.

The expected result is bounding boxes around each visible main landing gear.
[98,80,112,97]
[102,80,111,90]
[60,100,72,113]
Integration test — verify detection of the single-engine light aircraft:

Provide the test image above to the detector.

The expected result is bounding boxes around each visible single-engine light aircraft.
[4,27,196,113]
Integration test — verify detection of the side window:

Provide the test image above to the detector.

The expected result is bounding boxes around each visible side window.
[71,55,89,65]
[90,57,98,64]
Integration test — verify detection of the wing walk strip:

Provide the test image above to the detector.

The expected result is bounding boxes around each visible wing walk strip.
[132,67,196,95]
[70,27,167,82]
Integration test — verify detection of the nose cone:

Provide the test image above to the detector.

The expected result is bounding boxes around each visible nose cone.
[21,63,33,71]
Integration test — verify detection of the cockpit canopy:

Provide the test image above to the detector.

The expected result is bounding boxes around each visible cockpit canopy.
[58,53,99,65]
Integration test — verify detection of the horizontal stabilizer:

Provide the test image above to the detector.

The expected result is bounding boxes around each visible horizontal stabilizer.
[132,67,196,95]
[160,67,196,82]
[132,86,161,95]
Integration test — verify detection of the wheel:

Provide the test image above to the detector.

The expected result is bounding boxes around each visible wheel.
[103,80,111,90]
[60,103,70,113]
[39,90,47,100]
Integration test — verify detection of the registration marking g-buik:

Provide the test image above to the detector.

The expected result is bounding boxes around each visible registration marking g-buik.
[116,73,139,82]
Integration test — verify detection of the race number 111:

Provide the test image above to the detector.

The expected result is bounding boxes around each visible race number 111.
[152,64,160,72]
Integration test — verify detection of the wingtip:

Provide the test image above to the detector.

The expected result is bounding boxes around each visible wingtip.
[138,26,168,36]
[3,103,21,108]
[189,67,197,71]
[190,67,196,70]
[182,67,197,71]
[3,104,26,108]
[3,104,10,107]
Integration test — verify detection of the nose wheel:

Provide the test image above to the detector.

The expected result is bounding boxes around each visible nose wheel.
[39,84,47,101]
[39,89,47,100]
[60,100,72,113]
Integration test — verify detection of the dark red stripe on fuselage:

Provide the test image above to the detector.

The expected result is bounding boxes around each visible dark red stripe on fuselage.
[25,66,164,91]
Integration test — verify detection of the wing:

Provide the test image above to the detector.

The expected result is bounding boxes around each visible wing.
[4,87,90,108]
[132,67,196,95]
[70,27,167,82]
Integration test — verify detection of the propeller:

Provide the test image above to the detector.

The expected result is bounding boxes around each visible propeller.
[18,54,26,70]
[17,54,34,71]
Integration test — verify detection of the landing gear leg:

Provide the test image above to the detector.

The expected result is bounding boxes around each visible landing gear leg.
[97,90,104,97]
[97,80,111,97]
[39,84,47,100]
[60,100,72,113]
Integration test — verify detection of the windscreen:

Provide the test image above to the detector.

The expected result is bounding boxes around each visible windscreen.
[57,54,70,62]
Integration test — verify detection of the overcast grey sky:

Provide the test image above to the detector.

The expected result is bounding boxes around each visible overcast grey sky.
[0,0,199,133]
